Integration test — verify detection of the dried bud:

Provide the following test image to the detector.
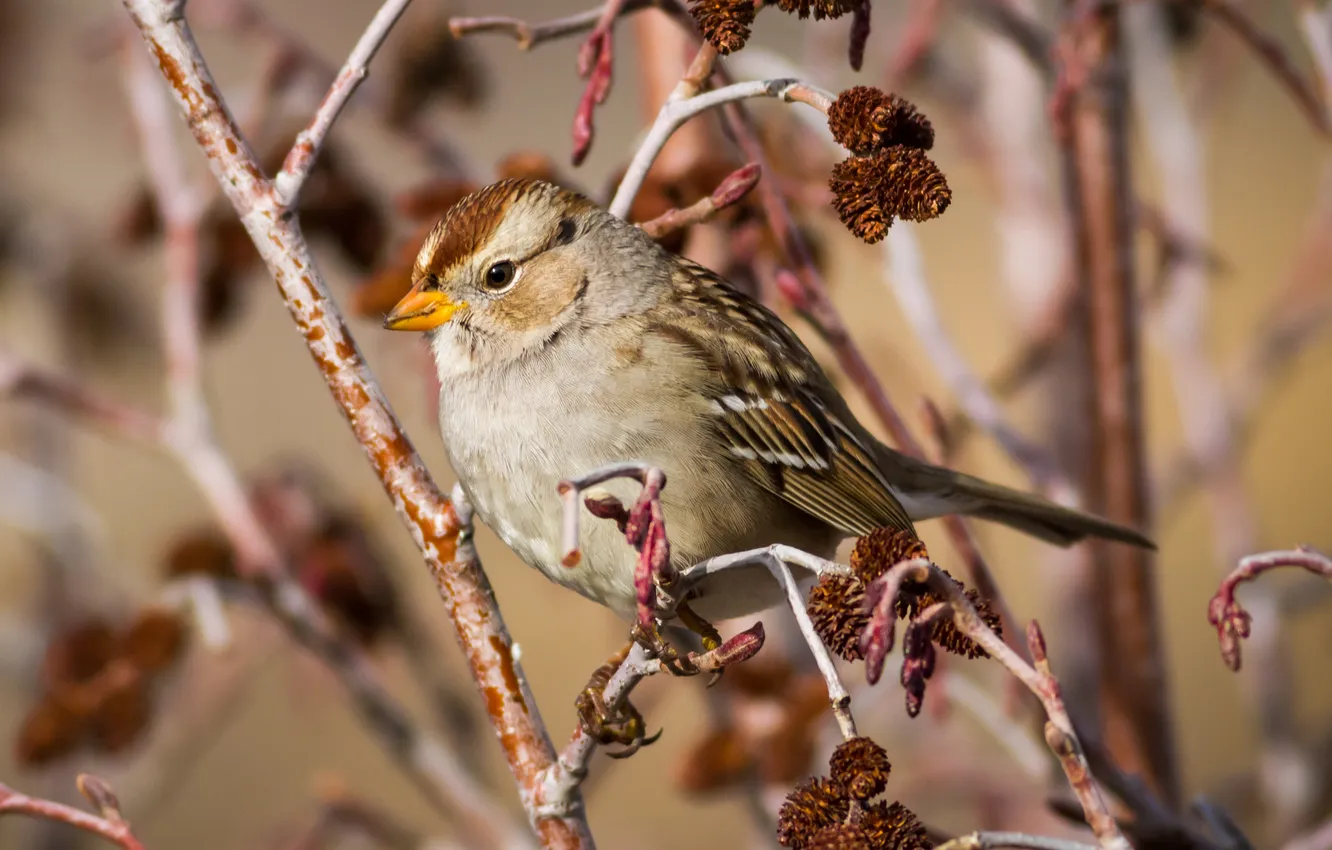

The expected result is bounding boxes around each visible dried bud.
[827,87,934,154]
[829,147,950,243]
[88,671,151,754]
[829,737,891,801]
[496,151,563,184]
[900,619,937,717]
[777,778,850,847]
[119,607,187,675]
[848,1,871,72]
[387,12,486,126]
[43,619,117,688]
[689,0,757,55]
[853,801,931,850]
[675,726,752,793]
[14,698,82,767]
[395,180,480,222]
[163,530,236,580]
[809,824,872,850]
[775,0,858,20]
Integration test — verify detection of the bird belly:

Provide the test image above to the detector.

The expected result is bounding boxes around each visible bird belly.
[435,351,842,622]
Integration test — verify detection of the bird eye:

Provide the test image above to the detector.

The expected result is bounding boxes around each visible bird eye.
[484,261,516,290]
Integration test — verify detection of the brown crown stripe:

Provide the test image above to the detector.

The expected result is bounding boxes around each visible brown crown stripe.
[413,178,597,280]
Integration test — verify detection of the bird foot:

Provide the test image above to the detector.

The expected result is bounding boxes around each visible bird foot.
[630,604,725,685]
[575,642,662,759]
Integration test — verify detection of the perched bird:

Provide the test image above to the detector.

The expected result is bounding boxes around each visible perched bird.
[383,178,1152,624]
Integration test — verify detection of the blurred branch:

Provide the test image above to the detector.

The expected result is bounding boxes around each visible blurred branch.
[1064,2,1177,805]
[112,0,590,845]
[882,224,1077,502]
[934,833,1099,850]
[1187,0,1332,136]
[0,775,146,850]
[449,0,674,51]
[1126,5,1316,837]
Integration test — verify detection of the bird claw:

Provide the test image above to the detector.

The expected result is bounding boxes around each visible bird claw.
[575,642,661,759]
[631,620,702,677]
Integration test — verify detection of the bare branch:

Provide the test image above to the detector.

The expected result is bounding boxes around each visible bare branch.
[449,0,669,52]
[274,0,415,205]
[609,76,832,218]
[638,162,761,239]
[0,775,146,850]
[883,224,1077,500]
[116,0,592,844]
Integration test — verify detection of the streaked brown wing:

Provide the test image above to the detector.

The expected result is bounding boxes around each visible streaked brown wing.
[649,260,915,537]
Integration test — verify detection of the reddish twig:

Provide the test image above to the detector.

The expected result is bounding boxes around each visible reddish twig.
[0,775,146,850]
[571,0,626,165]
[860,560,1129,850]
[637,161,761,238]
[117,1,591,845]
[557,462,675,631]
[1207,546,1332,671]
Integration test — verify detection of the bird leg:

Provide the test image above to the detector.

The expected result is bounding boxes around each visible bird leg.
[574,641,662,759]
[675,601,727,687]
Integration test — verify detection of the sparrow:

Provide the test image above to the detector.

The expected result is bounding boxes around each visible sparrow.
[383,178,1153,623]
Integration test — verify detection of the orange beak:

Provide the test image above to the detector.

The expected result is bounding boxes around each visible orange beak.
[382,288,467,332]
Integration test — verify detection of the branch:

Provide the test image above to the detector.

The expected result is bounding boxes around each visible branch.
[118,1,591,845]
[0,775,146,850]
[1192,0,1331,137]
[933,832,1101,850]
[1207,546,1332,671]
[637,161,761,239]
[0,353,164,444]
[274,0,414,205]
[882,224,1077,500]
[860,560,1129,850]
[449,0,668,51]
[608,75,832,219]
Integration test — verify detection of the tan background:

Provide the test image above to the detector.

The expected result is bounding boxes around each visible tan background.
[2,1,1331,848]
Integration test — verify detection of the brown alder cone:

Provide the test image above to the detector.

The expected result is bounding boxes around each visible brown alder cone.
[826,87,935,154]
[689,0,758,54]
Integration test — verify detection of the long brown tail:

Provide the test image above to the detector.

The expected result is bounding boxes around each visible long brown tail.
[898,458,1156,549]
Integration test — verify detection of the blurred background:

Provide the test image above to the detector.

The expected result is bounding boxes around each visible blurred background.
[1,0,1330,848]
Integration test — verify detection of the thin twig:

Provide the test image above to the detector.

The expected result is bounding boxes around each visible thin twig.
[1191,0,1332,137]
[883,224,1077,500]
[274,0,414,205]
[1207,546,1332,671]
[0,775,147,850]
[118,0,590,845]
[608,77,832,218]
[638,162,761,239]
[449,0,670,52]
